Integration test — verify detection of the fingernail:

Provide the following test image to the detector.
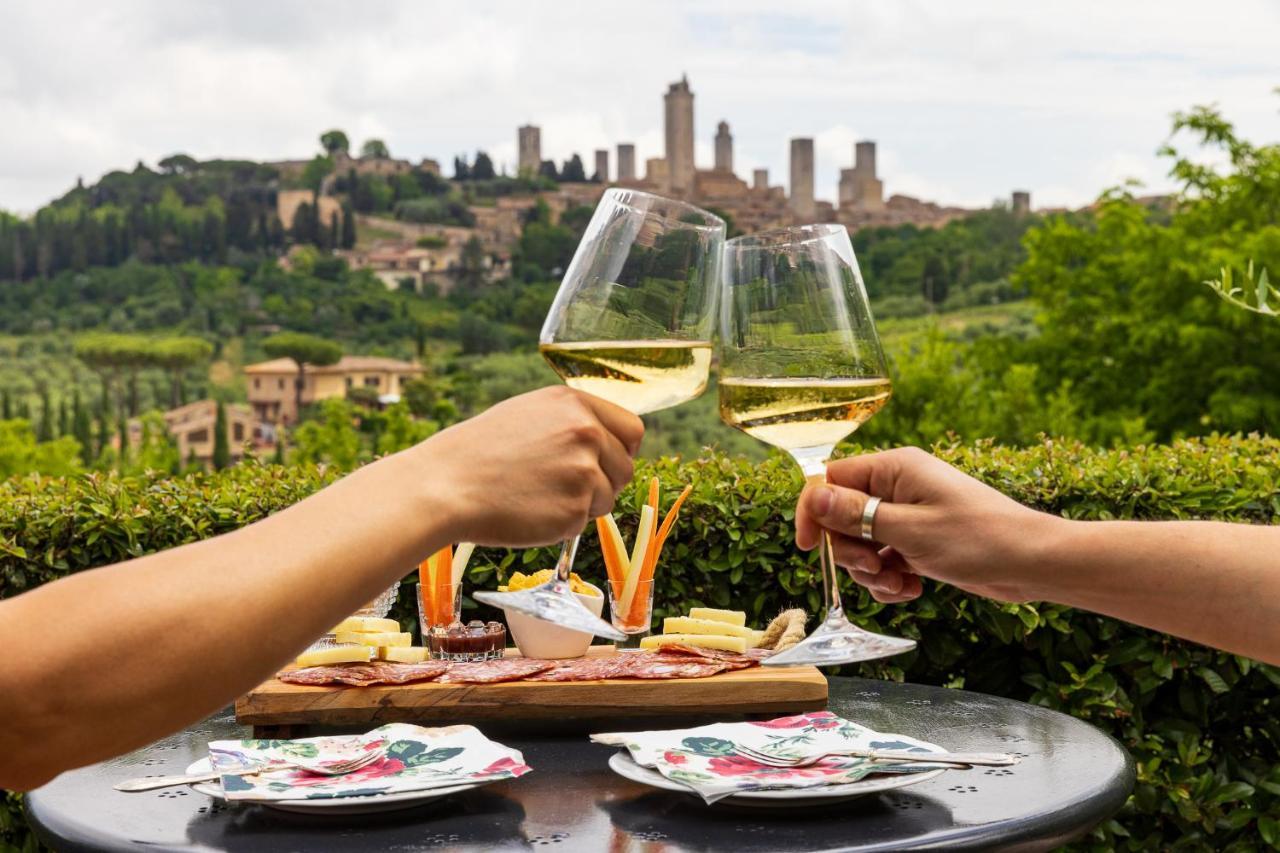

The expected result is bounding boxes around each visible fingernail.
[812,486,834,517]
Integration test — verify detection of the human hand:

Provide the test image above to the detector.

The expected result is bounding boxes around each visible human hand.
[413,386,644,547]
[795,447,1059,604]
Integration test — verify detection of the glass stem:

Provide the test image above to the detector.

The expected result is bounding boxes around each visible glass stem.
[555,535,580,583]
[821,529,843,617]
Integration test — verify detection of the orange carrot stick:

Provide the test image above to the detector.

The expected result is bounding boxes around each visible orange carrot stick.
[653,484,693,556]
[418,557,434,626]
[596,517,624,587]
[646,476,659,513]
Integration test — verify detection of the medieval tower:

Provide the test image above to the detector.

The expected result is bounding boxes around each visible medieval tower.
[664,75,695,195]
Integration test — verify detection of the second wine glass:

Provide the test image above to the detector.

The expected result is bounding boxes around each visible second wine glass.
[473,188,725,640]
[718,223,916,667]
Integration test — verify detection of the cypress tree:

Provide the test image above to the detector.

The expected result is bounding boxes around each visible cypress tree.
[1,389,10,420]
[117,414,129,470]
[212,401,231,470]
[73,392,93,466]
[59,398,70,437]
[36,389,53,442]
[96,405,112,462]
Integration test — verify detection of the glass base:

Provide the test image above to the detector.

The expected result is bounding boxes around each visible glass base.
[763,607,916,667]
[614,631,649,651]
[474,579,627,642]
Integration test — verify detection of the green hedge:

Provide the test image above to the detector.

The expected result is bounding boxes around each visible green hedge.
[2,438,1279,850]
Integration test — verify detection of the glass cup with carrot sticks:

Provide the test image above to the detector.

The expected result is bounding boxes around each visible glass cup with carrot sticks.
[597,477,692,650]
[419,543,485,659]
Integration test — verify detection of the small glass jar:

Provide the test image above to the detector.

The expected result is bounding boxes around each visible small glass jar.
[305,582,400,653]
[426,621,506,661]
[608,577,655,651]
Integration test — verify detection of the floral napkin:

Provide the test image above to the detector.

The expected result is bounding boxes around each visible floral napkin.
[208,723,530,801]
[592,711,950,803]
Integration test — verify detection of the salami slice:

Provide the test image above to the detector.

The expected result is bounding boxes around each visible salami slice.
[621,658,729,679]
[524,657,629,682]
[279,661,448,687]
[436,659,555,684]
[646,643,758,670]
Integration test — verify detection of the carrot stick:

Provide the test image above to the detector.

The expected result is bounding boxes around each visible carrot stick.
[596,517,624,587]
[430,545,453,625]
[653,484,693,556]
[646,476,659,513]
[418,557,434,627]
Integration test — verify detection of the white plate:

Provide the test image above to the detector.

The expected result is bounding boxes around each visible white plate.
[607,752,946,808]
[185,759,483,815]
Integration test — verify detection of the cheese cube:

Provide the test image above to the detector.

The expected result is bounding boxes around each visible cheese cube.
[293,645,371,667]
[688,607,747,627]
[377,646,429,663]
[331,616,400,634]
[334,630,412,648]
[747,629,766,649]
[640,633,748,654]
[663,616,755,639]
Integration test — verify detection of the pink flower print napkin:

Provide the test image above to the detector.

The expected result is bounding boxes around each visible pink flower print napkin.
[592,711,949,803]
[208,723,530,801]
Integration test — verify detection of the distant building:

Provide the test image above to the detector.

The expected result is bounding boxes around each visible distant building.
[714,121,734,173]
[1012,190,1031,215]
[594,149,609,182]
[752,168,769,190]
[645,157,669,187]
[518,125,541,175]
[245,356,425,426]
[128,400,265,466]
[616,143,636,181]
[789,138,815,220]
[838,141,884,212]
[664,75,695,195]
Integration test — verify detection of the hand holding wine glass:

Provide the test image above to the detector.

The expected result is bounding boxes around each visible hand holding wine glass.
[718,223,916,666]
[474,189,725,639]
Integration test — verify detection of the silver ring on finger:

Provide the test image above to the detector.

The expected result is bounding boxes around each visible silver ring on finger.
[860,496,881,542]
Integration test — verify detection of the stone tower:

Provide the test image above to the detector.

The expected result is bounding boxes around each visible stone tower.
[839,140,884,211]
[1012,190,1031,215]
[714,120,733,173]
[616,143,636,181]
[517,125,541,176]
[594,149,609,183]
[753,168,769,190]
[789,138,815,219]
[664,75,695,195]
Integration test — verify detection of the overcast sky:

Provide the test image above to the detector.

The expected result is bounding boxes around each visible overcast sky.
[2,0,1277,214]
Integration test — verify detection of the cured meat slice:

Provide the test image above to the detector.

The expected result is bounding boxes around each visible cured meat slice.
[744,648,775,661]
[524,657,629,682]
[648,643,758,670]
[364,660,450,683]
[436,658,555,684]
[620,657,729,679]
[278,661,448,687]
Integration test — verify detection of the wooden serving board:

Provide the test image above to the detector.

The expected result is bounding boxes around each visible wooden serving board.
[236,647,827,732]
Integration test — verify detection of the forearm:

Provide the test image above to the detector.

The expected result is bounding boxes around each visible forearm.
[1028,517,1280,665]
[0,446,454,789]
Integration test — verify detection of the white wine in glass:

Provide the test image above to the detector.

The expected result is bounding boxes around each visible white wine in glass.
[474,189,725,641]
[539,340,713,415]
[718,223,916,667]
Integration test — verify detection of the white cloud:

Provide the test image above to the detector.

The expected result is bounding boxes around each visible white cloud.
[0,0,1277,213]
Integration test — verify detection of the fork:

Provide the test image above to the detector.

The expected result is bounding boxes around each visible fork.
[733,742,1019,769]
[113,747,387,792]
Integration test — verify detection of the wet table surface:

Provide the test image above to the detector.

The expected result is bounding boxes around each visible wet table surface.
[27,677,1133,852]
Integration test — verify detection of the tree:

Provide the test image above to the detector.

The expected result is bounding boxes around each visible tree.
[212,400,231,470]
[320,129,350,156]
[158,154,198,175]
[538,160,559,181]
[456,236,488,291]
[453,156,471,181]
[361,139,390,159]
[152,337,214,408]
[1,390,10,420]
[560,154,586,183]
[0,420,81,478]
[340,201,356,248]
[401,376,438,418]
[72,391,93,466]
[376,402,436,455]
[261,332,343,423]
[922,254,949,306]
[58,398,70,437]
[36,389,53,441]
[472,151,496,180]
[292,398,361,468]
[301,155,335,204]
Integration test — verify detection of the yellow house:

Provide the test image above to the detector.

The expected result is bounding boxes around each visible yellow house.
[244,355,424,425]
[127,400,264,466]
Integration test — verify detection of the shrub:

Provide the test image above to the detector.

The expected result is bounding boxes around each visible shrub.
[2,437,1278,849]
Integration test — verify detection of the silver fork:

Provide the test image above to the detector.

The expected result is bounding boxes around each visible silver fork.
[113,747,387,792]
[733,742,1019,769]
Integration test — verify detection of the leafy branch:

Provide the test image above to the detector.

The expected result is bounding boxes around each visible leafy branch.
[1204,260,1277,315]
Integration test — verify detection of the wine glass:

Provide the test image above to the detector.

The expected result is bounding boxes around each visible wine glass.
[473,188,725,639]
[718,223,916,667]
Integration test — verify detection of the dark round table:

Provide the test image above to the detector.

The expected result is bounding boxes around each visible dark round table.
[27,677,1132,852]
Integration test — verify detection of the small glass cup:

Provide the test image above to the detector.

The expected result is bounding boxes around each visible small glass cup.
[607,577,655,651]
[305,581,399,653]
[418,580,463,642]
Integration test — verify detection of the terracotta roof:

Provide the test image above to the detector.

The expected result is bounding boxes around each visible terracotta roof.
[244,355,422,375]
